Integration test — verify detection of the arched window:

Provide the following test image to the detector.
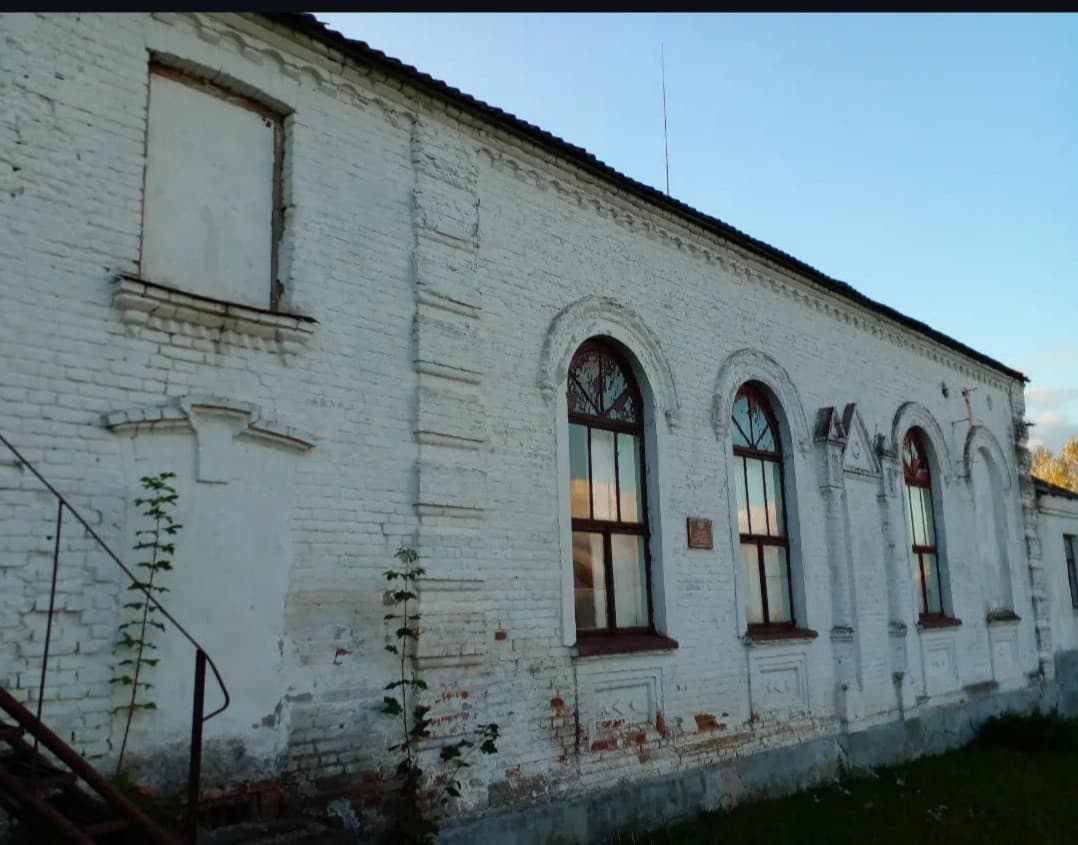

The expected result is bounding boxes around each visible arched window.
[567,339,651,635]
[732,384,793,627]
[903,429,944,618]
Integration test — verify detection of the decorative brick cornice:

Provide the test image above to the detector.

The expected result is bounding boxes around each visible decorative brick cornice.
[218,12,1020,391]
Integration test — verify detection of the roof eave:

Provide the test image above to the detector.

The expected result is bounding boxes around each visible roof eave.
[263,12,1027,385]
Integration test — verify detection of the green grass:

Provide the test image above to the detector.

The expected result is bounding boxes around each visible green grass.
[635,712,1078,845]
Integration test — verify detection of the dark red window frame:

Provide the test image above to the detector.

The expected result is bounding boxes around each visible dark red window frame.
[1065,534,1078,611]
[732,383,795,630]
[567,339,655,639]
[903,429,947,621]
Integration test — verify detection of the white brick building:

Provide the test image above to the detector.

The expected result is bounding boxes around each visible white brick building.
[1,12,1076,842]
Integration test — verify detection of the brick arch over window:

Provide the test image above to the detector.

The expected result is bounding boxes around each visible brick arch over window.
[538,295,681,429]
[962,425,1013,492]
[712,349,810,453]
[888,402,954,481]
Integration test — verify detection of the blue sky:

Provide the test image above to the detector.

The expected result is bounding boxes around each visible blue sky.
[314,12,1077,450]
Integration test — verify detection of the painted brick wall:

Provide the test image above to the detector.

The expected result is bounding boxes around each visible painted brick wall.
[0,11,1063,825]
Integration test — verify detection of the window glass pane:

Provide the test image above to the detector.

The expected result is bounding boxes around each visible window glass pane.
[616,433,642,523]
[570,350,602,415]
[732,395,752,448]
[607,390,638,424]
[762,545,792,623]
[904,486,916,546]
[745,458,767,535]
[567,376,594,417]
[590,429,617,521]
[763,459,785,537]
[735,456,749,534]
[923,553,942,614]
[600,355,628,415]
[921,486,937,547]
[611,533,648,627]
[573,532,607,630]
[907,486,926,547]
[741,543,764,624]
[569,424,591,519]
[751,400,776,452]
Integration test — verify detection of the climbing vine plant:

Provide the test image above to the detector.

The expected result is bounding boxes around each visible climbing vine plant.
[382,546,499,844]
[112,471,181,775]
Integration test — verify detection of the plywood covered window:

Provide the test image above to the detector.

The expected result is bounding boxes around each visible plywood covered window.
[140,66,281,309]
[903,429,945,618]
[568,340,652,635]
[732,384,794,627]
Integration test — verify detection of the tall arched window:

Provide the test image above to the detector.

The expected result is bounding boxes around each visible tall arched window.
[567,339,652,635]
[732,384,793,627]
[903,429,944,618]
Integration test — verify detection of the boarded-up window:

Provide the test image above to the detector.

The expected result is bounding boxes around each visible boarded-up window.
[140,68,279,308]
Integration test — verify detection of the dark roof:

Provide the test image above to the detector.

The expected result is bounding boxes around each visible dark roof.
[1034,477,1078,501]
[266,12,1026,384]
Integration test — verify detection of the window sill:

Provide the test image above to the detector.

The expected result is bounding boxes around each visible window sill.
[917,614,962,630]
[573,633,679,659]
[114,275,316,352]
[986,609,1021,626]
[744,625,818,646]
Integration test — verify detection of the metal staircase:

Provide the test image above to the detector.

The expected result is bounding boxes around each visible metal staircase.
[0,431,230,843]
[0,686,175,843]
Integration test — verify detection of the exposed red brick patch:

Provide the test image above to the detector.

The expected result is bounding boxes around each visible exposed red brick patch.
[550,696,564,710]
[494,629,508,641]
[631,731,646,745]
[695,713,721,732]
[655,710,667,737]
[590,739,614,752]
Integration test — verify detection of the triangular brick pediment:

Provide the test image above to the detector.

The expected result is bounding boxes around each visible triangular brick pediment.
[841,403,880,477]
[813,406,846,444]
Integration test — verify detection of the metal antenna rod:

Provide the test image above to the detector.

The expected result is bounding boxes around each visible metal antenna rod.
[661,42,670,196]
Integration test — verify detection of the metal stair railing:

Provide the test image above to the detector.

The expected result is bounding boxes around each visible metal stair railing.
[0,430,230,843]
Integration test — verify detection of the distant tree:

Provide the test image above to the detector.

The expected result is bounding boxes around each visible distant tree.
[1031,436,1078,493]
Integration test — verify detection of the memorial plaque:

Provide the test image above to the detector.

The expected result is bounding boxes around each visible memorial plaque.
[686,518,713,550]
